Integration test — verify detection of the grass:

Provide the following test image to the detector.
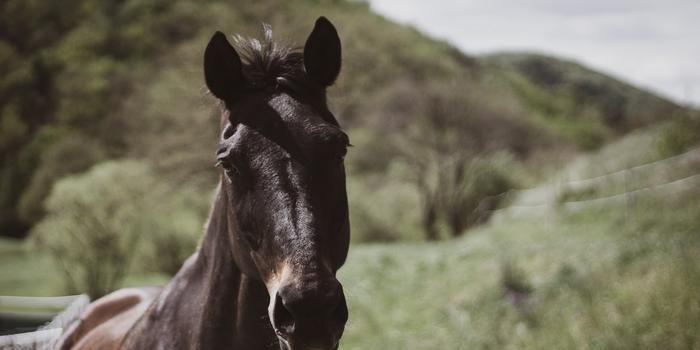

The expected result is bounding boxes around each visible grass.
[338,191,700,349]
[0,238,62,297]
[554,128,700,203]
[0,239,169,298]
[1,187,699,349]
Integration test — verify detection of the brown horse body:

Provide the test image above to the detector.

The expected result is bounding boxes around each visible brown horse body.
[57,17,350,350]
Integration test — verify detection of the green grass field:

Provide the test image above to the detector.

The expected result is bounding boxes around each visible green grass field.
[340,192,700,350]
[0,239,62,297]
[2,126,699,348]
[2,187,699,349]
[2,0,698,346]
[0,239,169,298]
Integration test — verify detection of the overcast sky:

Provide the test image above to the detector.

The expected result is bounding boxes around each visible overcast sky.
[369,0,700,107]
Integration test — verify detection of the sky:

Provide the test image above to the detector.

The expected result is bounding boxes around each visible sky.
[368,0,700,107]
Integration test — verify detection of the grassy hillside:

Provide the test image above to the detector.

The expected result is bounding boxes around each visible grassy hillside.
[343,194,700,349]
[482,53,684,150]
[2,1,699,345]
[1,0,693,242]
[2,124,699,348]
[337,121,700,349]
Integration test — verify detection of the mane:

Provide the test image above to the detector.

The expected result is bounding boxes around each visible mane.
[232,25,310,92]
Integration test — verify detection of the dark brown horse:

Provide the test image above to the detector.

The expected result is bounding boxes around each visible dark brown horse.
[56,17,350,350]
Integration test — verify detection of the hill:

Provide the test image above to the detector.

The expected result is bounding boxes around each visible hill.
[3,122,699,348]
[482,52,684,150]
[0,0,693,244]
[2,1,699,346]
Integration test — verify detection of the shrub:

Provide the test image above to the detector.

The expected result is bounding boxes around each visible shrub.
[32,160,155,298]
[138,186,210,275]
[32,159,210,297]
[443,153,519,235]
[657,111,700,157]
[347,162,423,243]
[18,134,106,224]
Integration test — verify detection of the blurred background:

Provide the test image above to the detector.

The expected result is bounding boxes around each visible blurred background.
[1,0,699,348]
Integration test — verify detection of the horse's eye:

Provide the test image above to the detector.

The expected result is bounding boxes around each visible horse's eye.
[215,155,240,177]
[221,161,240,177]
[215,144,243,177]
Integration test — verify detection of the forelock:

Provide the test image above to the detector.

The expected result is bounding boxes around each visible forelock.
[232,24,309,92]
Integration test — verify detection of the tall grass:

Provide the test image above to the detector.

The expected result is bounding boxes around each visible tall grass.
[338,189,700,349]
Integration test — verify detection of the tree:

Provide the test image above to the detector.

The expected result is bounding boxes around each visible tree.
[369,79,529,239]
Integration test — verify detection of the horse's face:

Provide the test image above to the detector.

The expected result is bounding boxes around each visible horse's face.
[204,18,350,350]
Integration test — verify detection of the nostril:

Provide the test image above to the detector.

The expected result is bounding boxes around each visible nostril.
[273,293,295,336]
[222,123,235,139]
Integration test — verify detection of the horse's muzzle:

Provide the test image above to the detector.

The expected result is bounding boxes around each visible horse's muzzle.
[270,276,348,350]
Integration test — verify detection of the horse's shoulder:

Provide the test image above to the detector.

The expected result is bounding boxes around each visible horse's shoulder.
[83,287,161,323]
[56,287,162,350]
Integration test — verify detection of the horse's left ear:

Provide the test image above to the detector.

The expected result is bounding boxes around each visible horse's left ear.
[304,17,342,87]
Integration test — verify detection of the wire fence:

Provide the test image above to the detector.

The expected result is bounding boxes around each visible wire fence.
[472,146,700,223]
[507,146,700,207]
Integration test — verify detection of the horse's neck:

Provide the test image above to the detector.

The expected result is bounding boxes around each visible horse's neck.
[123,186,276,349]
[190,186,276,349]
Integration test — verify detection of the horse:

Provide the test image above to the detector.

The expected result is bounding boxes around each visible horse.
[55,16,350,350]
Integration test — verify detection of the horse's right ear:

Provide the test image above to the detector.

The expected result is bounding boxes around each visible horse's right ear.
[204,31,244,101]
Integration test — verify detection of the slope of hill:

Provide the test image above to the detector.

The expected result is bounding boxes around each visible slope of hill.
[339,119,700,349]
[1,0,474,237]
[2,125,699,348]
[0,0,693,243]
[481,52,684,150]
[2,1,699,347]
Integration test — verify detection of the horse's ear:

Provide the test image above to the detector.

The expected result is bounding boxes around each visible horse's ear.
[304,17,341,87]
[204,31,244,101]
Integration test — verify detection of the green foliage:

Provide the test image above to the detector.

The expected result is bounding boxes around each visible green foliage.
[2,0,694,241]
[350,78,533,240]
[451,154,519,226]
[18,134,107,224]
[348,149,519,242]
[337,187,700,350]
[31,159,209,297]
[658,111,700,157]
[2,3,698,346]
[0,105,27,152]
[3,152,700,350]
[0,0,211,236]
[482,53,687,151]
[347,162,423,243]
[32,160,155,298]
[138,186,210,276]
[500,261,533,295]
[556,185,601,204]
[0,237,63,296]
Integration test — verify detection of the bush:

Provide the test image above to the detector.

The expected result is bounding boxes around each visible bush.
[18,134,106,224]
[657,111,700,157]
[445,153,519,233]
[31,159,208,297]
[32,160,155,298]
[138,186,210,275]
[347,162,423,243]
